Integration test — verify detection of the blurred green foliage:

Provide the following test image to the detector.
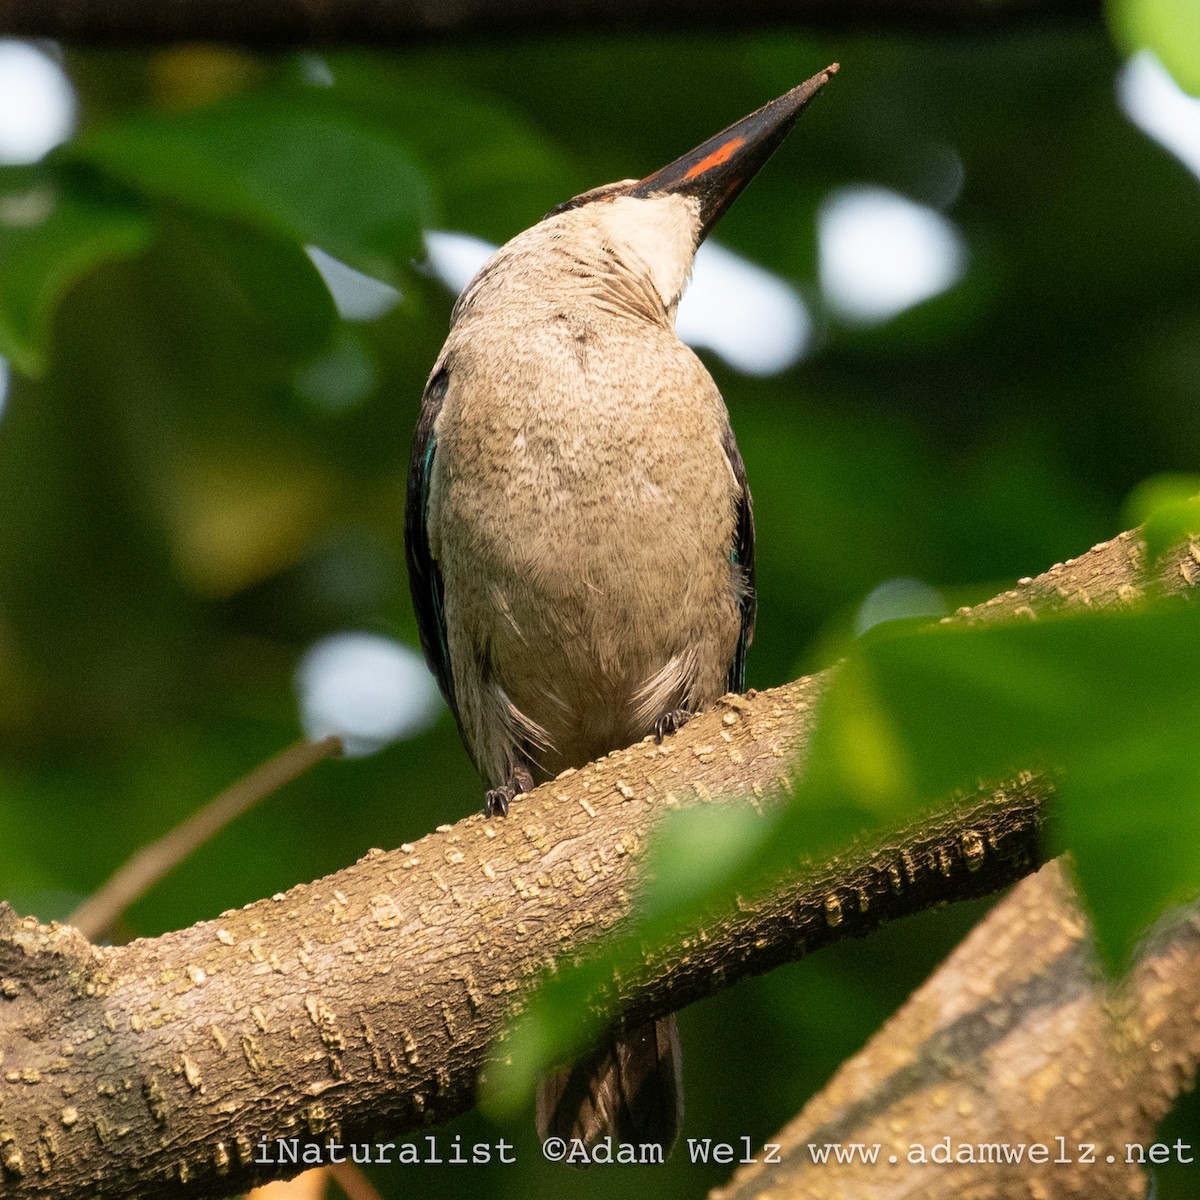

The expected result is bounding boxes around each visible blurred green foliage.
[1109,0,1200,93]
[0,23,1198,1200]
[489,602,1200,1115]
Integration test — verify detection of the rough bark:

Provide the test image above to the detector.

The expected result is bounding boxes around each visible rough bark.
[0,0,1101,46]
[0,529,1196,1200]
[711,860,1200,1200]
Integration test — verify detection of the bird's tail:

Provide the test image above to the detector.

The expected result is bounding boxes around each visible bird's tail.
[536,1015,683,1158]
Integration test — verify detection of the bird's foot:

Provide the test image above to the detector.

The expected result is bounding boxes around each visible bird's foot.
[655,708,693,742]
[483,786,513,818]
[483,765,534,818]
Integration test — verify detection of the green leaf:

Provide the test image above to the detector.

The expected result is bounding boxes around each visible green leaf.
[0,172,151,377]
[641,804,772,923]
[191,219,339,362]
[1062,730,1200,966]
[319,58,576,241]
[1121,473,1200,563]
[67,95,431,282]
[776,604,1200,966]
[1108,0,1200,95]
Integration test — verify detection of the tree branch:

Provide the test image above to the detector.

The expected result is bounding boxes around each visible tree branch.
[0,529,1195,1200]
[711,860,1200,1200]
[0,0,1101,47]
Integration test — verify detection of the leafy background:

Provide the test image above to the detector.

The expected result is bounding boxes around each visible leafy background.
[0,7,1198,1198]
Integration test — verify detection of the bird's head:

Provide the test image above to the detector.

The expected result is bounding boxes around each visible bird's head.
[450,66,837,326]
[537,65,839,316]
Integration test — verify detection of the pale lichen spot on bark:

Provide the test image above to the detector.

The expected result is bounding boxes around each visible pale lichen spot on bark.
[93,1114,121,1148]
[304,996,346,1060]
[370,894,402,930]
[402,1029,419,1066]
[3,1136,26,1176]
[241,1034,268,1075]
[36,1127,57,1171]
[460,969,484,1013]
[179,1054,203,1093]
[961,830,986,871]
[521,824,550,854]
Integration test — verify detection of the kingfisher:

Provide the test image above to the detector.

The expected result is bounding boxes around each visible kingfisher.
[405,65,837,1154]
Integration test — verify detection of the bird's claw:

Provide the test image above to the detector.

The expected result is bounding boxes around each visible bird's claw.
[655,708,692,742]
[484,786,513,818]
[483,765,534,818]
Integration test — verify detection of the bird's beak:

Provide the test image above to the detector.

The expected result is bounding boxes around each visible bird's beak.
[628,64,838,242]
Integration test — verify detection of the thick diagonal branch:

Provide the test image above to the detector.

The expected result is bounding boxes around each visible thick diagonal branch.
[0,530,1194,1200]
[712,860,1200,1200]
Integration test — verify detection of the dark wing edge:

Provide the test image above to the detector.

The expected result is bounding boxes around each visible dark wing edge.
[404,367,457,717]
[722,424,756,694]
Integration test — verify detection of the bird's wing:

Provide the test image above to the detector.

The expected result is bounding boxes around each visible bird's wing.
[405,366,457,715]
[722,424,756,693]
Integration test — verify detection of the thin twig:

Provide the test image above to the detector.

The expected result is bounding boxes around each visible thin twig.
[67,734,343,939]
[329,1164,383,1200]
